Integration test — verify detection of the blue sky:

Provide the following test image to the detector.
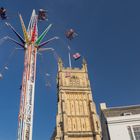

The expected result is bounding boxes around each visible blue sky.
[0,0,140,139]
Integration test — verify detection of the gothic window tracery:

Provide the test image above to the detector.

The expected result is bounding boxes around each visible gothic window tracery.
[69,75,80,86]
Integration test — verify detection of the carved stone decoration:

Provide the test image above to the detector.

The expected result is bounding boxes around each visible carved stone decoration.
[69,75,80,86]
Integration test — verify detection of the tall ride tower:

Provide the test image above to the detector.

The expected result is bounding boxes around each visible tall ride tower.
[6,10,57,140]
[17,10,38,140]
[52,58,101,140]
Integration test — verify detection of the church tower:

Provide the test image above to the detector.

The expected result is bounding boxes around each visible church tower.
[52,58,101,140]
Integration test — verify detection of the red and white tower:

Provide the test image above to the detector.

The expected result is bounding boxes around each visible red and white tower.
[17,10,38,140]
[6,10,58,140]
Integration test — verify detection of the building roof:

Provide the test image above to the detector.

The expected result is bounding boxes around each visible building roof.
[101,104,140,117]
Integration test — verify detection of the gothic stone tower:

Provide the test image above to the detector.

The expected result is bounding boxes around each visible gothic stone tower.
[52,58,101,140]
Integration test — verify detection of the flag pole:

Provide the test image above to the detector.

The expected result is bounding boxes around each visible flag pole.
[68,46,72,68]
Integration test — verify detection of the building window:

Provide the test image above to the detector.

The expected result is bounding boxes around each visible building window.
[133,125,140,140]
[127,126,140,140]
[127,126,134,140]
[96,121,99,130]
[73,124,75,129]
[83,124,85,129]
[122,112,132,116]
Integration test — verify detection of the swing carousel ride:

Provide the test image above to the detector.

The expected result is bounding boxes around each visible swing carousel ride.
[0,7,81,140]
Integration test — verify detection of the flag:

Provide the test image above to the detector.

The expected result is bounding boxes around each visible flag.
[73,53,81,60]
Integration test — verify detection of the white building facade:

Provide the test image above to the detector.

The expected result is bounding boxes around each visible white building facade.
[100,103,140,140]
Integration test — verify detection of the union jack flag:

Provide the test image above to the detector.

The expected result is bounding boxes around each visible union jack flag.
[73,53,81,60]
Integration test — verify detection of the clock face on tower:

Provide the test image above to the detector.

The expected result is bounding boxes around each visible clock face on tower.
[69,75,80,86]
[64,72,88,87]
